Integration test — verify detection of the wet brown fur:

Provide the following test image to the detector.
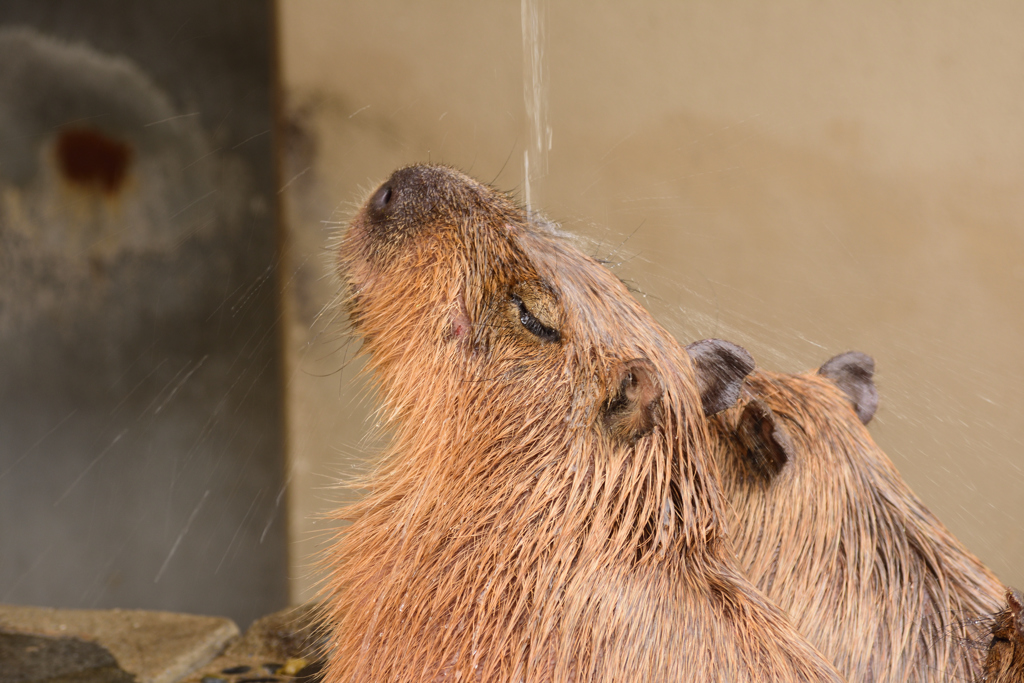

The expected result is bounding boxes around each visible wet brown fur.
[322,164,844,682]
[984,589,1024,683]
[711,366,1005,683]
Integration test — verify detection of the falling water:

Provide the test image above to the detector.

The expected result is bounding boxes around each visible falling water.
[521,0,551,215]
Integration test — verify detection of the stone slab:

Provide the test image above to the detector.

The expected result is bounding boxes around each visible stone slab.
[0,604,239,683]
[1,631,134,683]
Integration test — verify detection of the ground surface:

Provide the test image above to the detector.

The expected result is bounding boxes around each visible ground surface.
[0,603,323,683]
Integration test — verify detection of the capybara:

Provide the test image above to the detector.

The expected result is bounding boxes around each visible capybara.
[709,351,1004,682]
[985,589,1024,683]
[323,164,846,682]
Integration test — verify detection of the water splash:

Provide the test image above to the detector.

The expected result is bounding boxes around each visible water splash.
[521,0,552,215]
[154,490,208,583]
[53,429,128,507]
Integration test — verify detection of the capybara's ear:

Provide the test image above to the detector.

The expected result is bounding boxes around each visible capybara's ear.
[685,339,755,416]
[604,358,663,440]
[736,398,793,477]
[818,351,878,425]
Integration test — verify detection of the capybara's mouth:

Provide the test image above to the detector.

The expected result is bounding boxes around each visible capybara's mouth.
[336,175,411,314]
[338,210,378,295]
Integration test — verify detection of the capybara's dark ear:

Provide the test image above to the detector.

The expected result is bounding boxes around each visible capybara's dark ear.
[685,339,755,416]
[736,399,793,477]
[604,358,663,440]
[818,351,878,425]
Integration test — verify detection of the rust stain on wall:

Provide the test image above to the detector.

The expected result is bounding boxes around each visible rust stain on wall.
[55,127,133,195]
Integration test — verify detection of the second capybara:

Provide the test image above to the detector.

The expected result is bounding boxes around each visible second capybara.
[321,164,846,682]
[709,352,1004,683]
[985,589,1024,683]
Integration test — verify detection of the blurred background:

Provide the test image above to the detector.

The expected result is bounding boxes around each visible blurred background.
[1,0,1021,626]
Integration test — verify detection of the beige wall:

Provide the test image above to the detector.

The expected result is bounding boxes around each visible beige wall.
[277,0,1024,603]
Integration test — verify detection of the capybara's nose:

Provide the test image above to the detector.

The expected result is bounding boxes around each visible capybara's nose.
[363,165,429,232]
[370,180,393,211]
[369,182,393,214]
[365,176,399,226]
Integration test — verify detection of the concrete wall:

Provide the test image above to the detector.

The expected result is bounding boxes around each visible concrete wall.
[277,1,1024,603]
[0,1,288,628]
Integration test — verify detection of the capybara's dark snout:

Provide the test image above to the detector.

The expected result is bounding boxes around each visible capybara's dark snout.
[362,166,445,237]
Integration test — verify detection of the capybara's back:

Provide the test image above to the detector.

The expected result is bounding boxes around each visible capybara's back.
[324,164,844,681]
[710,353,1004,682]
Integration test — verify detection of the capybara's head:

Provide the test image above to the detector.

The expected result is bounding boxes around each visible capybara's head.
[339,164,753,550]
[326,165,855,682]
[710,352,1003,682]
[712,351,878,496]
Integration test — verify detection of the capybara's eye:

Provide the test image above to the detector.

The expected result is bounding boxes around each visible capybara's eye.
[510,293,560,343]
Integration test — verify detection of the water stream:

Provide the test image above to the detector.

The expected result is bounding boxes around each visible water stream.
[521,0,551,215]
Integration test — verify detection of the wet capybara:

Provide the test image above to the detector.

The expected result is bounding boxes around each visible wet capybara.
[985,589,1024,683]
[323,164,846,682]
[709,352,1004,683]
